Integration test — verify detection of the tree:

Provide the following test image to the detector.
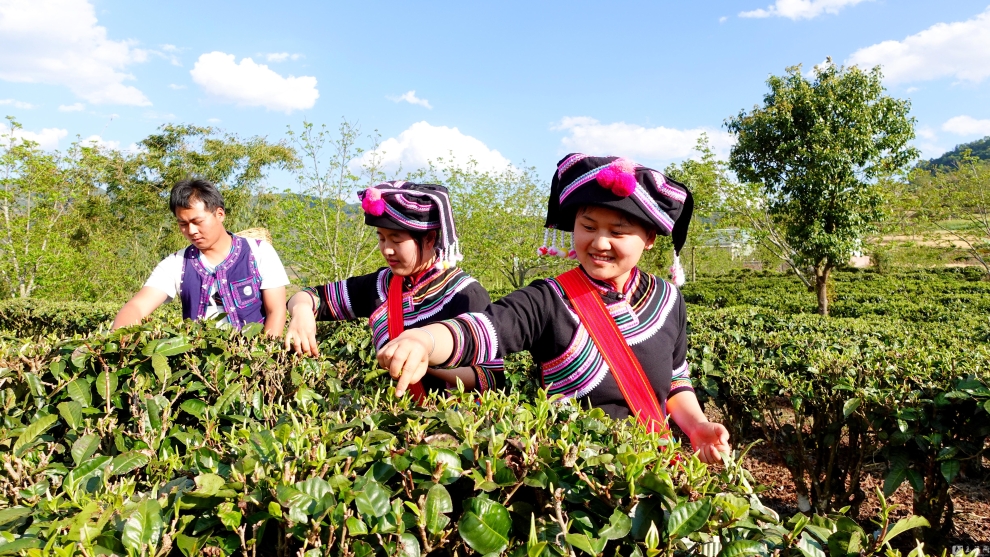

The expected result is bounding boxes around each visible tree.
[910,152,990,277]
[0,118,87,298]
[726,61,918,315]
[90,124,297,295]
[271,120,389,284]
[413,158,567,291]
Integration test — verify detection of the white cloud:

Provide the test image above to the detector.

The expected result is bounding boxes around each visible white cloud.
[0,98,35,109]
[143,111,176,121]
[0,0,150,106]
[846,8,990,84]
[80,134,119,150]
[719,16,728,23]
[740,0,871,19]
[905,86,919,93]
[207,118,222,124]
[58,102,86,112]
[0,122,68,149]
[552,117,735,164]
[190,52,318,113]
[161,44,179,53]
[942,115,990,136]
[265,52,303,62]
[388,90,432,109]
[916,126,938,141]
[355,121,511,174]
[168,83,186,90]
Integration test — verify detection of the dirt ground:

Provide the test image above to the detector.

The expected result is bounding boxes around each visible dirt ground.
[738,441,990,549]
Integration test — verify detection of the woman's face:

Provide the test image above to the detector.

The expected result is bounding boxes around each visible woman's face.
[572,205,656,291]
[376,227,436,276]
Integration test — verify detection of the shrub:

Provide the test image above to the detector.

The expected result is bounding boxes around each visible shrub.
[0,321,933,556]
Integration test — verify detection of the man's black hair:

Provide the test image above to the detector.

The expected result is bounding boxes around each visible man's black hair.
[169,178,225,215]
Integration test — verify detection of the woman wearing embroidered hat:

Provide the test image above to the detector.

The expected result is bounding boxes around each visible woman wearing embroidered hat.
[377,155,730,463]
[285,181,503,400]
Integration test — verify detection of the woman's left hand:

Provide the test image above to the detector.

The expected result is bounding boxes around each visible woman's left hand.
[686,421,731,464]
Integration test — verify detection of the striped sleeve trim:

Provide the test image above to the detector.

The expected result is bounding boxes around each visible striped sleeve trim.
[313,280,355,321]
[438,320,464,368]
[668,360,694,399]
[437,313,499,368]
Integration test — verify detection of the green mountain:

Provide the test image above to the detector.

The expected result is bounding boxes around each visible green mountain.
[920,135,990,169]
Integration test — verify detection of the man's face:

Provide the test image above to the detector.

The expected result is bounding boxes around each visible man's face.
[175,200,226,251]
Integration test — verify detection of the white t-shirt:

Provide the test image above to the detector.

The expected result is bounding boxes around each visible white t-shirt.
[145,239,290,320]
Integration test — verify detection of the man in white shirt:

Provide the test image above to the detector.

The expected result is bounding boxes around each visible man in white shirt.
[112,179,289,336]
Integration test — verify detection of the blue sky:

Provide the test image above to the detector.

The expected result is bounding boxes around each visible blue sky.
[2,0,990,189]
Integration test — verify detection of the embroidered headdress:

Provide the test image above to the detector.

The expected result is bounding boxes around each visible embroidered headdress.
[357,181,463,269]
[541,153,694,285]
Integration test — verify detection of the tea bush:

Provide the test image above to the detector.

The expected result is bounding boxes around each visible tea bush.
[0,321,934,556]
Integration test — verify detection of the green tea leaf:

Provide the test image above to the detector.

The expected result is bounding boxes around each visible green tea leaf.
[67,378,92,408]
[719,539,766,557]
[0,506,31,526]
[842,397,861,418]
[71,434,101,466]
[180,399,208,419]
[13,413,58,457]
[883,516,929,543]
[598,508,632,540]
[96,369,118,400]
[940,459,960,483]
[425,483,453,535]
[0,537,43,554]
[193,473,226,497]
[152,352,170,382]
[65,455,111,496]
[883,466,907,497]
[122,498,163,554]
[458,498,511,554]
[396,533,421,557]
[58,401,83,430]
[156,336,193,356]
[666,498,713,540]
[110,451,151,478]
[354,480,390,518]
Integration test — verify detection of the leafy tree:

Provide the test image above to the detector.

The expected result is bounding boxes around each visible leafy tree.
[271,120,388,284]
[0,118,89,298]
[910,152,990,276]
[89,124,297,295]
[920,135,990,170]
[726,61,918,315]
[413,159,567,290]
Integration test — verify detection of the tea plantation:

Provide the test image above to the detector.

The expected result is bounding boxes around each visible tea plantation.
[0,269,986,556]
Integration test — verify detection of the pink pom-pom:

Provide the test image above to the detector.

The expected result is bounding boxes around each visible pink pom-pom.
[548,247,560,256]
[567,249,578,259]
[361,188,385,216]
[596,159,638,197]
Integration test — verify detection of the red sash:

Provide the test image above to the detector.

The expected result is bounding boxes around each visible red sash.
[388,274,427,403]
[556,268,668,435]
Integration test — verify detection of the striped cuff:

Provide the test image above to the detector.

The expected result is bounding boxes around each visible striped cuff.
[438,320,464,368]
[668,360,694,398]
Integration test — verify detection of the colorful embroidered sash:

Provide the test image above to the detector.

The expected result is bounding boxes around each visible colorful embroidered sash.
[388,274,427,403]
[556,268,668,435]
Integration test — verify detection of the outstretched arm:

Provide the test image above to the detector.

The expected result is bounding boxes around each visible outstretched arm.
[112,287,169,330]
[666,391,730,465]
[377,323,455,395]
[261,287,287,337]
[285,291,320,356]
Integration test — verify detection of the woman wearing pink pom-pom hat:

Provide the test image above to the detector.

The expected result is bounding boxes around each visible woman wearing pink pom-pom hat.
[285,181,503,399]
[378,155,731,464]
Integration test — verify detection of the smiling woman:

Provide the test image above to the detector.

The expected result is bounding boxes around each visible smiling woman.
[284,181,504,399]
[379,154,730,464]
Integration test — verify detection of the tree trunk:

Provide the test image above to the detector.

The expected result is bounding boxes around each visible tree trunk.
[815,264,831,316]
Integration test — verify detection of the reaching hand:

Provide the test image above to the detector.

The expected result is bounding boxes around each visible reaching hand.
[285,310,320,357]
[687,421,731,465]
[377,332,431,396]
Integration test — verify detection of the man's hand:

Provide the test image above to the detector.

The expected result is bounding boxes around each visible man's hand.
[377,331,432,396]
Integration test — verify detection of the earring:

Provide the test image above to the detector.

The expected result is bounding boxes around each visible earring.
[646,245,654,250]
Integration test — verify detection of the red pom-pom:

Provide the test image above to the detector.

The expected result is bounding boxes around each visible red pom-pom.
[596,159,638,197]
[361,188,385,216]
[611,171,638,197]
[537,246,549,256]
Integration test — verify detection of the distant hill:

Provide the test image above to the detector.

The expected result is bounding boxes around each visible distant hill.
[919,135,990,170]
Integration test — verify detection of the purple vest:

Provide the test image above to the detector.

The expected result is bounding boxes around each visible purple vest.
[179,234,265,329]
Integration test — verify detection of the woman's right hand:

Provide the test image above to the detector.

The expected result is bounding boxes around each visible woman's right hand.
[377,330,432,396]
[285,293,320,357]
